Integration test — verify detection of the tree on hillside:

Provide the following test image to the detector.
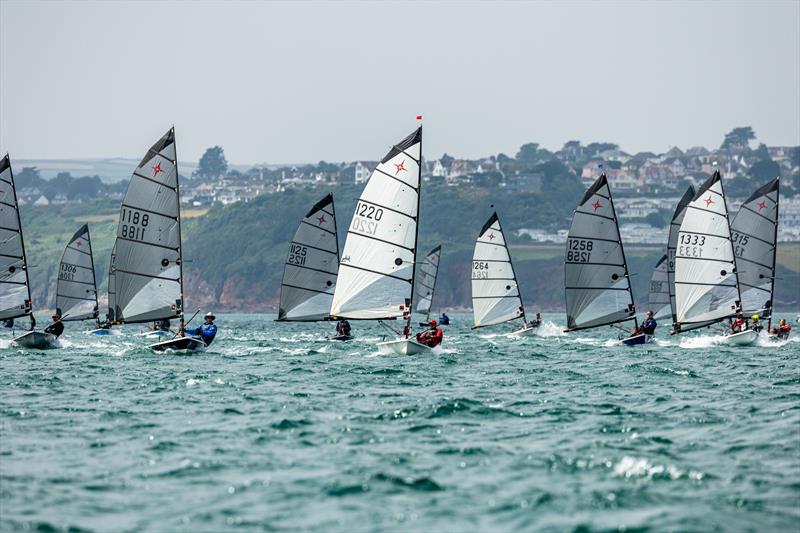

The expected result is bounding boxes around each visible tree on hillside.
[645,211,667,228]
[439,153,454,168]
[586,142,618,156]
[16,167,44,189]
[516,143,553,167]
[197,146,228,179]
[721,126,755,151]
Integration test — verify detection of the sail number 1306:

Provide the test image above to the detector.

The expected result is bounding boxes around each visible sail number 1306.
[120,208,150,241]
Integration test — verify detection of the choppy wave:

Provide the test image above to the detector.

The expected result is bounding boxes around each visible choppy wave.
[1,312,798,532]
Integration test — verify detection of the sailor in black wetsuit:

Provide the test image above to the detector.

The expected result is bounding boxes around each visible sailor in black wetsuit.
[45,313,65,338]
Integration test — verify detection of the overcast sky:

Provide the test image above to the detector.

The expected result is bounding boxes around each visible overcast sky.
[1,1,798,164]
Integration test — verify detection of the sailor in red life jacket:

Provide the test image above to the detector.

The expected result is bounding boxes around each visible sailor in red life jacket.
[771,318,792,340]
[416,319,443,348]
[730,315,746,333]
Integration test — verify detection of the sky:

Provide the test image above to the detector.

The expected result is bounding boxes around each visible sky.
[1,0,798,165]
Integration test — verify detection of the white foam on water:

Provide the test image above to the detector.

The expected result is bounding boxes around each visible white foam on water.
[679,335,724,349]
[536,321,566,337]
[186,378,201,386]
[613,456,683,480]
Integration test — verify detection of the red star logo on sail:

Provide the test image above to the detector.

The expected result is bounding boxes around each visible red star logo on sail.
[488,233,495,240]
[704,196,714,207]
[76,240,82,247]
[394,160,407,175]
[758,200,767,210]
[592,200,602,211]
[152,162,165,177]
[317,214,326,225]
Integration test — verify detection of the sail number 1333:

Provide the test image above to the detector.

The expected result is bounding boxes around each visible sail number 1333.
[120,208,150,241]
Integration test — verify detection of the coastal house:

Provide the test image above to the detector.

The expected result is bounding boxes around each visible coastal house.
[354,161,376,184]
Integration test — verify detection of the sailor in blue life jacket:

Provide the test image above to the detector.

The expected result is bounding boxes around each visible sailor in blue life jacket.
[439,312,450,325]
[640,310,657,335]
[180,312,217,345]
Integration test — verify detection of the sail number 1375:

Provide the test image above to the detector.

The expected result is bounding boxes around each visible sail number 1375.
[120,208,150,241]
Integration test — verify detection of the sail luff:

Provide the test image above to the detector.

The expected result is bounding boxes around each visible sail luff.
[415,244,441,322]
[108,241,117,322]
[668,185,695,330]
[768,179,780,331]
[172,126,185,325]
[471,212,526,328]
[564,174,636,331]
[112,128,183,324]
[277,193,340,321]
[405,126,423,333]
[0,154,33,321]
[673,171,740,331]
[56,224,99,322]
[330,127,422,320]
[648,254,670,321]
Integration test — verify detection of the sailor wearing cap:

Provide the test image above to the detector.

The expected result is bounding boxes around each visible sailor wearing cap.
[181,312,218,346]
[415,319,443,348]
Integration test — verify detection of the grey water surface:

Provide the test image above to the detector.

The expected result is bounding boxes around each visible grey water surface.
[1,313,798,532]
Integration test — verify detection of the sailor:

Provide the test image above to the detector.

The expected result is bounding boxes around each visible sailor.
[152,319,170,331]
[640,310,657,335]
[2,318,13,329]
[45,313,65,338]
[439,312,450,326]
[416,319,443,348]
[531,312,542,327]
[336,318,351,337]
[730,315,746,333]
[181,312,217,345]
[750,315,763,333]
[771,318,791,340]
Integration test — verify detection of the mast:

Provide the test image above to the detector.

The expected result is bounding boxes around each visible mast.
[505,219,527,325]
[426,246,441,323]
[768,178,780,331]
[610,178,637,331]
[405,124,422,336]
[172,126,185,325]
[0,155,34,322]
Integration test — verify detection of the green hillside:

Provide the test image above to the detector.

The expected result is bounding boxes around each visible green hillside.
[19,186,800,315]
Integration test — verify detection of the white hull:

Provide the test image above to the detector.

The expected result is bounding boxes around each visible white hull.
[507,325,538,337]
[719,329,758,346]
[13,331,59,350]
[377,338,431,355]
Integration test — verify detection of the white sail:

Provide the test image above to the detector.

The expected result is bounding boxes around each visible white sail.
[564,174,635,331]
[673,171,740,330]
[414,244,441,319]
[56,224,98,321]
[112,128,183,323]
[730,178,779,317]
[667,185,696,329]
[0,155,33,321]
[648,255,670,320]
[107,241,117,322]
[278,193,339,321]
[472,212,525,328]
[331,127,422,320]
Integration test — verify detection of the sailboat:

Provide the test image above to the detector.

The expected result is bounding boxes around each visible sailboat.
[277,193,341,328]
[471,212,536,336]
[110,127,202,352]
[647,255,670,322]
[89,241,120,335]
[666,185,703,333]
[330,126,429,355]
[729,177,779,336]
[673,170,755,346]
[415,244,442,326]
[564,174,641,344]
[56,224,99,326]
[1,155,57,349]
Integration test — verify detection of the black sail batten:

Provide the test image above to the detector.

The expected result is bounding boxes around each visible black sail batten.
[0,154,34,321]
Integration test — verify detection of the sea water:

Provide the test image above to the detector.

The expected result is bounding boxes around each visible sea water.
[1,313,798,531]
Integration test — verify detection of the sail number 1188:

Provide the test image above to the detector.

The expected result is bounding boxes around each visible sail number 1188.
[120,208,150,241]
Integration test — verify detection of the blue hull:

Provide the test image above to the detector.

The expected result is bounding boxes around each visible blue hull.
[621,334,652,346]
